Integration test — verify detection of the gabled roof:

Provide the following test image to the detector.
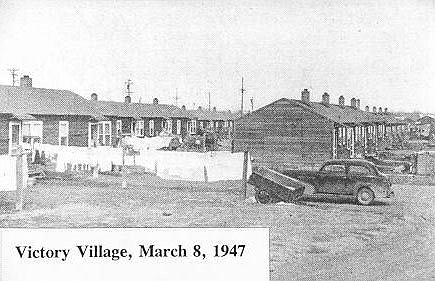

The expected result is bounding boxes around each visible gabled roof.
[0,85,99,116]
[90,100,190,119]
[186,109,236,121]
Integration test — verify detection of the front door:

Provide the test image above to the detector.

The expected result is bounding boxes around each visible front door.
[9,121,21,154]
[88,123,98,147]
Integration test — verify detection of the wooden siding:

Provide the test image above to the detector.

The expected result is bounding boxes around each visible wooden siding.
[233,101,335,171]
[0,115,9,155]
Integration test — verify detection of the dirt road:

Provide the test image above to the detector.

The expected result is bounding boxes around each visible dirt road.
[274,185,435,281]
[0,173,434,280]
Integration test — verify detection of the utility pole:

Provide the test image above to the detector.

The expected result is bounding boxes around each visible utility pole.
[250,97,254,112]
[208,91,211,111]
[8,68,19,86]
[241,77,246,118]
[175,88,179,106]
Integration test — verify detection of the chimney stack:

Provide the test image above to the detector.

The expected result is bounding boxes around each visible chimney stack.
[350,98,357,109]
[372,106,377,113]
[181,105,186,110]
[365,106,370,112]
[91,93,98,101]
[339,96,345,107]
[198,106,202,111]
[322,92,330,106]
[19,75,32,87]
[356,99,361,109]
[384,107,388,113]
[125,95,131,103]
[213,106,216,112]
[301,89,310,103]
[378,107,383,114]
[153,98,159,105]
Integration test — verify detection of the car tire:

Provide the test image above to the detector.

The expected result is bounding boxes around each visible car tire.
[356,187,374,205]
[255,189,272,204]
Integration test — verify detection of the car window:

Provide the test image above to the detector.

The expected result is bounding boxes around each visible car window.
[348,165,373,176]
[322,164,346,175]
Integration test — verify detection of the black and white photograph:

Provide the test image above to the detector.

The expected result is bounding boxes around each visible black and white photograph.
[0,0,434,280]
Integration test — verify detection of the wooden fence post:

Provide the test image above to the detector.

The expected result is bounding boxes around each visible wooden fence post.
[13,146,25,211]
[242,151,249,199]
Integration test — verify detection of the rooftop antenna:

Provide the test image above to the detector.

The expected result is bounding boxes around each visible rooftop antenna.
[8,68,19,86]
[125,79,133,95]
[241,77,246,118]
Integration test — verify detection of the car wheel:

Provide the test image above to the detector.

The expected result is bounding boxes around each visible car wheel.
[356,187,374,205]
[255,189,272,204]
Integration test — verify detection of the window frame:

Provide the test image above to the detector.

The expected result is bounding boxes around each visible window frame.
[97,121,112,146]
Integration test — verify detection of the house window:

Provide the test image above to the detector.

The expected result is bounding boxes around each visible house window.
[116,120,122,135]
[224,121,229,128]
[22,120,43,148]
[135,120,144,136]
[215,121,219,128]
[199,121,204,130]
[166,120,173,133]
[188,120,196,134]
[149,120,155,136]
[176,120,181,135]
[98,121,111,146]
[59,121,69,146]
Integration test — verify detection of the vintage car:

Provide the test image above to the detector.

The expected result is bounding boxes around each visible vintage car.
[281,159,394,205]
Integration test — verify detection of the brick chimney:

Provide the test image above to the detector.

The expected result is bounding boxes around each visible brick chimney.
[339,96,345,108]
[153,98,159,105]
[213,106,216,112]
[125,95,131,103]
[356,99,361,109]
[181,105,186,110]
[373,106,377,113]
[301,89,310,103]
[350,98,357,109]
[91,93,98,101]
[198,106,202,111]
[20,75,32,87]
[322,92,330,106]
[378,107,383,114]
[384,107,388,113]
[365,106,370,112]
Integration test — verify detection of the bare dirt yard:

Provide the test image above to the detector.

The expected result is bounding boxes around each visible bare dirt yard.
[0,169,434,281]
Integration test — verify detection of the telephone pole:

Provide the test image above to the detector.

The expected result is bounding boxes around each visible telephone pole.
[208,91,211,111]
[8,68,19,86]
[240,77,246,118]
[175,88,179,106]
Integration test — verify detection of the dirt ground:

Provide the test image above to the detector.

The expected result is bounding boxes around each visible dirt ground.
[0,170,434,281]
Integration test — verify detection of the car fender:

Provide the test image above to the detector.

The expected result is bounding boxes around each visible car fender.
[352,182,379,197]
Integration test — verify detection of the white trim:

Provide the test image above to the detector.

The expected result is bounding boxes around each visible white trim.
[135,120,145,136]
[149,120,155,136]
[58,121,69,146]
[176,120,181,135]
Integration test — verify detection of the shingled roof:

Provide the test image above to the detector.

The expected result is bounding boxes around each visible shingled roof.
[90,100,190,119]
[0,85,99,116]
[186,109,236,121]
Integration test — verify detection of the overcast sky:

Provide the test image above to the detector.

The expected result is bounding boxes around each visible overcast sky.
[0,0,434,112]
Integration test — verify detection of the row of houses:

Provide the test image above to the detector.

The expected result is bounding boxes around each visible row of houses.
[0,76,236,155]
[233,89,408,170]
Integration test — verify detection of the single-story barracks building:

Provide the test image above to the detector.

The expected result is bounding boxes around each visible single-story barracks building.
[232,89,406,170]
[0,76,102,155]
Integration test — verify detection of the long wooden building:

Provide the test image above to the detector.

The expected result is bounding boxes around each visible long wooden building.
[232,89,407,170]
